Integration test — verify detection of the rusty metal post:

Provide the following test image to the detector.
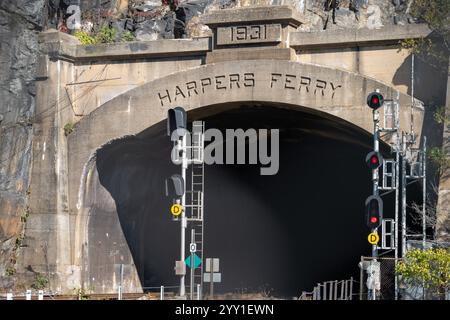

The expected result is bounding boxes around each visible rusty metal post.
[209,259,214,300]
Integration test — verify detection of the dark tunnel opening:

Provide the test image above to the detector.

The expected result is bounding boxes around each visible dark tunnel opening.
[93,104,422,298]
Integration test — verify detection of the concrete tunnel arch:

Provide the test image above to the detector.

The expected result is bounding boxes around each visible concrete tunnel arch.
[68,60,423,295]
[75,103,400,296]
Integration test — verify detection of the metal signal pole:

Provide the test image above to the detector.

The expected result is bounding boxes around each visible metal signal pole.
[394,147,400,300]
[371,107,380,301]
[167,107,189,299]
[401,131,407,258]
[180,132,188,298]
[422,136,427,249]
[365,90,384,301]
[190,229,195,300]
[372,95,381,215]
[394,90,400,300]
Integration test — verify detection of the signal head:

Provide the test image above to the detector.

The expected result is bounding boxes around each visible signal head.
[367,92,384,110]
[365,151,383,170]
[167,107,187,136]
[365,195,383,229]
[165,174,185,198]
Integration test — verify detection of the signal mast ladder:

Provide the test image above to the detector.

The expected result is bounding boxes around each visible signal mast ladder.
[377,95,400,251]
[186,121,205,298]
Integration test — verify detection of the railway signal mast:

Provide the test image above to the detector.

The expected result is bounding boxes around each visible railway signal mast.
[364,87,428,300]
[166,107,206,299]
[364,91,384,300]
[166,107,188,298]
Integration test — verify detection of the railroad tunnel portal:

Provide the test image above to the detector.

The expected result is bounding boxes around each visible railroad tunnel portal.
[79,103,421,297]
[16,4,441,298]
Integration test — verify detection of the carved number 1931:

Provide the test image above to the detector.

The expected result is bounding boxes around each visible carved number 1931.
[231,25,267,42]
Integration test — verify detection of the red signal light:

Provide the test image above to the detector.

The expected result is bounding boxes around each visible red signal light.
[370,155,379,165]
[365,195,383,229]
[367,92,384,110]
[366,151,383,169]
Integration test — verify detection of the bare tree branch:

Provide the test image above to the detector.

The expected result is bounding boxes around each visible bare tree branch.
[409,182,441,233]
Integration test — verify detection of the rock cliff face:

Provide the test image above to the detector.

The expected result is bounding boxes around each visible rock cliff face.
[59,1,416,40]
[0,0,429,289]
[0,1,45,288]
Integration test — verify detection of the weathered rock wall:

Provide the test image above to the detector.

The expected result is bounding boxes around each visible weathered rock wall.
[52,1,416,41]
[0,1,45,289]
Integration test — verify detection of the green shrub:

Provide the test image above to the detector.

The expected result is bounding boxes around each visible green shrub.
[121,31,136,42]
[434,106,449,125]
[399,0,449,72]
[64,122,74,136]
[14,235,24,250]
[96,25,117,44]
[396,248,450,299]
[428,147,450,177]
[73,287,93,300]
[5,267,16,277]
[76,26,135,45]
[74,30,98,45]
[20,207,30,223]
[31,273,49,290]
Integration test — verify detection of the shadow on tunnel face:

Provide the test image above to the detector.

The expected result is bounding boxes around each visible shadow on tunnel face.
[89,105,419,297]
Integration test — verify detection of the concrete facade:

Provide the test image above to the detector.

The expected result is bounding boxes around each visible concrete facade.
[5,6,448,294]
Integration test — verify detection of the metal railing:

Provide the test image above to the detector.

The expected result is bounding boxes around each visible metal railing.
[299,277,355,300]
[0,284,200,300]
